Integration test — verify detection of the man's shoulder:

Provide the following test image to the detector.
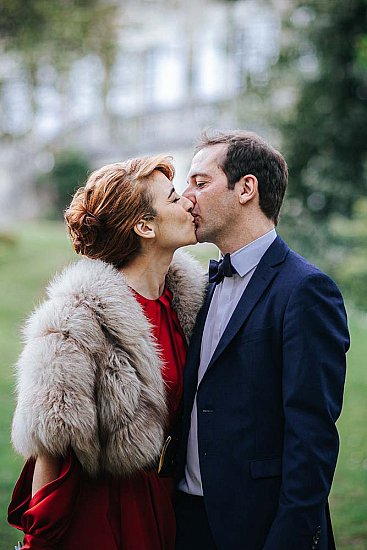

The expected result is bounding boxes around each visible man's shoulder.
[277,246,345,311]
[265,236,323,277]
[272,234,322,275]
[285,246,323,276]
[275,239,339,292]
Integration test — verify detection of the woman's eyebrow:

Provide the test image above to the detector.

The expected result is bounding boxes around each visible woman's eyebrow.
[167,187,175,198]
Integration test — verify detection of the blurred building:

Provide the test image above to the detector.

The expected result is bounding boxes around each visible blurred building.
[0,0,281,222]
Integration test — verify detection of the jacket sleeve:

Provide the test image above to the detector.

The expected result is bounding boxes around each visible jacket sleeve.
[263,273,349,549]
[12,303,101,476]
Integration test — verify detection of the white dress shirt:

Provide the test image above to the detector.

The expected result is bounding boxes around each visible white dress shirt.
[179,228,277,496]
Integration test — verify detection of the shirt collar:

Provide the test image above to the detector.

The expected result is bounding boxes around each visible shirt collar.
[223,228,277,278]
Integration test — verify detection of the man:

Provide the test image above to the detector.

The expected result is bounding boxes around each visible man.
[175,131,349,550]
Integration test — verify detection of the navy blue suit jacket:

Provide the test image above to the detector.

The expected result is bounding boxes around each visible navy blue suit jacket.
[177,237,349,550]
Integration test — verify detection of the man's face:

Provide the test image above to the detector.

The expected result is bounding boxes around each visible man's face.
[183,144,238,245]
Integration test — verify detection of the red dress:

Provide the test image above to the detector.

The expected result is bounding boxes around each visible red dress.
[8,288,187,550]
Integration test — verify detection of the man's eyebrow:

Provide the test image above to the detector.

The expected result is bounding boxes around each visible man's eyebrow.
[188,172,211,181]
[167,187,175,198]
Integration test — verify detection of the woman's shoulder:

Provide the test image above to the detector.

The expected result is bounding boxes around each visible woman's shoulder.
[23,257,154,348]
[22,258,113,340]
[46,257,121,301]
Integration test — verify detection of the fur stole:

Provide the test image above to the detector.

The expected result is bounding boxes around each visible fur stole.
[12,250,206,477]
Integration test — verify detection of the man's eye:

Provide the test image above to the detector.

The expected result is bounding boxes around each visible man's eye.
[196,181,206,188]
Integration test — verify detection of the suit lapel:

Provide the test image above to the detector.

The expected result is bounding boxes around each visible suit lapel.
[201,236,289,379]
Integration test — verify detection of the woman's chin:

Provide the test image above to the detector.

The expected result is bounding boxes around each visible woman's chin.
[177,235,198,248]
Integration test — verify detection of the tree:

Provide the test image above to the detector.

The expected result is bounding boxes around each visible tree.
[273,0,367,308]
[1,0,118,69]
[0,0,119,138]
[35,149,91,219]
[279,0,367,222]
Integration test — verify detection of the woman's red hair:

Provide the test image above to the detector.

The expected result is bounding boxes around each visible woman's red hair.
[65,155,175,267]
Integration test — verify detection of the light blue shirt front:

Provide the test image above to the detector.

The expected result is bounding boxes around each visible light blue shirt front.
[179,228,277,496]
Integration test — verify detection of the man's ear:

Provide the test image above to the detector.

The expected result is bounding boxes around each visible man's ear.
[238,174,258,205]
[133,219,156,239]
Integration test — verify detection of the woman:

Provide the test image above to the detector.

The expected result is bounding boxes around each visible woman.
[8,155,206,549]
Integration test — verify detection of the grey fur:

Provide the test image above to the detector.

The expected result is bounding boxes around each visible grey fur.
[12,250,206,477]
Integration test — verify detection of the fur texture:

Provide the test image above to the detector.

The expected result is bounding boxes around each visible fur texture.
[12,250,206,477]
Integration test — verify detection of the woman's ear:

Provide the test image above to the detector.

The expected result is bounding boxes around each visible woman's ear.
[238,174,258,205]
[133,219,156,239]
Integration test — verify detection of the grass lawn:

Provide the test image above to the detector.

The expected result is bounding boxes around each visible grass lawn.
[0,222,366,548]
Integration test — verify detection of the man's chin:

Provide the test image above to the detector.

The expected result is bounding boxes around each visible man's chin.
[195,229,205,244]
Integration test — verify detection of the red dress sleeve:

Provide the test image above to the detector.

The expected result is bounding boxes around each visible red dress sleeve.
[8,450,80,549]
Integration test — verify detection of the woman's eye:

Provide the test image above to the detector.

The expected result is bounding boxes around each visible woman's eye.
[172,196,180,203]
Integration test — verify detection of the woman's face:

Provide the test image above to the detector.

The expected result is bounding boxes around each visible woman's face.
[149,170,197,250]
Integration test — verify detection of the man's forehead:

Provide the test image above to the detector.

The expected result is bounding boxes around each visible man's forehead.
[189,144,227,175]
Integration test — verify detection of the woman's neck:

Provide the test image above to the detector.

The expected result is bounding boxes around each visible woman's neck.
[120,248,174,300]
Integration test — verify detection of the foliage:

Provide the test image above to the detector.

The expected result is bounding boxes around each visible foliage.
[37,150,91,218]
[279,0,367,221]
[330,199,367,310]
[0,0,119,141]
[271,0,367,311]
[279,197,367,312]
[0,0,118,71]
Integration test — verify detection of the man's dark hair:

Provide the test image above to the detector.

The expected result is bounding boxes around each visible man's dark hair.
[196,130,288,225]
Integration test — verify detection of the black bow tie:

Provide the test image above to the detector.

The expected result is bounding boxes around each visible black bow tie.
[208,253,237,284]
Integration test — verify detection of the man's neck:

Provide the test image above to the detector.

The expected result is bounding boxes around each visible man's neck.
[217,221,275,255]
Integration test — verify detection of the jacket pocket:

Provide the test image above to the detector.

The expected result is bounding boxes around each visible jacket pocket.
[250,457,282,479]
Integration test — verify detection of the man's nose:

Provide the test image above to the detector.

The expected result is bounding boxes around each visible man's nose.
[182,185,196,203]
[182,195,194,213]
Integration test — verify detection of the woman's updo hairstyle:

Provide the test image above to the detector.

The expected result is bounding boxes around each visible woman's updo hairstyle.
[65,155,174,268]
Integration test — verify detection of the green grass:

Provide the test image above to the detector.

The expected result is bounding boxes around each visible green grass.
[0,222,75,548]
[331,316,367,549]
[0,222,366,549]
